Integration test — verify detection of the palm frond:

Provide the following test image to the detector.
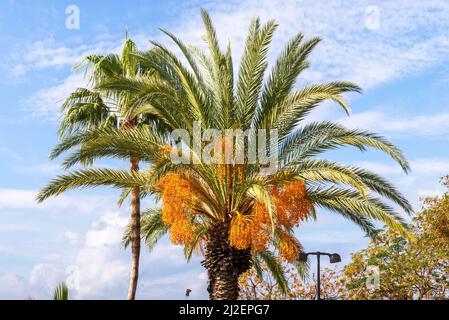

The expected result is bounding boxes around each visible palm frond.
[280,121,410,172]
[53,282,69,300]
[307,186,411,238]
[236,18,278,128]
[254,251,289,296]
[123,208,168,251]
[36,168,149,202]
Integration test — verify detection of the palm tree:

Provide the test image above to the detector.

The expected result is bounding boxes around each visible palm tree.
[44,37,157,300]
[26,282,69,300]
[37,10,412,300]
[53,282,69,300]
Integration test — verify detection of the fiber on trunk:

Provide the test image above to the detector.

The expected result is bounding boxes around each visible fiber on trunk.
[202,223,252,300]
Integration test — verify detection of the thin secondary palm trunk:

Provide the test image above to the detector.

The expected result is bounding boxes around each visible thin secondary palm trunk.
[127,156,141,300]
[202,223,252,300]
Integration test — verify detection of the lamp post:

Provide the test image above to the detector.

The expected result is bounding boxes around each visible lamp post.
[298,252,341,300]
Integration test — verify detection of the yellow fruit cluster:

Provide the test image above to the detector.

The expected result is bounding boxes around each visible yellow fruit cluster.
[228,180,310,258]
[279,231,300,263]
[228,212,253,249]
[272,180,311,228]
[156,172,310,257]
[169,217,195,245]
[155,172,196,245]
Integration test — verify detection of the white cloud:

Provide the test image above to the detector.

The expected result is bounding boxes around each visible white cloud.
[138,270,208,299]
[0,188,115,214]
[73,247,129,299]
[0,224,37,232]
[9,64,26,78]
[70,211,204,299]
[24,73,86,119]
[298,232,361,245]
[356,158,449,175]
[339,110,449,137]
[7,0,449,299]
[171,0,449,88]
[24,212,130,299]
[19,210,209,299]
[22,35,118,71]
[85,212,128,248]
[352,158,449,210]
[64,231,79,245]
[0,273,28,298]
[24,0,449,119]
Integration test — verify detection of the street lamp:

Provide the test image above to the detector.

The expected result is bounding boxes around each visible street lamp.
[298,251,341,300]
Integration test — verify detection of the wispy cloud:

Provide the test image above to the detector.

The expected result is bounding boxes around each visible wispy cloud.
[21,0,449,119]
[172,0,449,88]
[0,146,24,161]
[339,110,449,138]
[0,188,115,214]
[19,210,207,299]
[13,163,61,175]
[23,73,86,119]
[9,64,26,78]
[21,35,120,72]
[353,158,449,208]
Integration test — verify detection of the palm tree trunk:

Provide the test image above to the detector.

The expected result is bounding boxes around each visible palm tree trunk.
[202,223,252,300]
[127,156,141,300]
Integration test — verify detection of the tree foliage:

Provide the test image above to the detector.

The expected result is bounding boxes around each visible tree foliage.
[37,10,412,299]
[343,179,449,300]
[240,177,449,300]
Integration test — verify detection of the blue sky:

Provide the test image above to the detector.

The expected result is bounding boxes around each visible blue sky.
[1,0,449,299]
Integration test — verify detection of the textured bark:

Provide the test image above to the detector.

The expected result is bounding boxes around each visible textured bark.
[127,157,141,300]
[202,223,252,300]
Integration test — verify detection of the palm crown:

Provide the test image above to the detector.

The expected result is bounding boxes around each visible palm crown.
[38,10,412,299]
[44,38,152,300]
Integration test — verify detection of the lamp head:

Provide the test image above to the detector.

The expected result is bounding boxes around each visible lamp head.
[298,252,308,262]
[329,253,341,263]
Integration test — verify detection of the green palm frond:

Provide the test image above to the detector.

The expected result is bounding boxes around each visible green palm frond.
[254,36,322,128]
[307,186,411,238]
[53,282,69,300]
[184,224,207,262]
[236,18,278,128]
[36,168,149,202]
[123,208,169,251]
[254,251,289,296]
[280,121,410,172]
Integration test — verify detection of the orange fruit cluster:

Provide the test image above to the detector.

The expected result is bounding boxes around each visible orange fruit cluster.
[169,216,195,245]
[155,172,196,245]
[228,180,311,256]
[228,210,270,252]
[272,180,311,228]
[278,231,300,263]
[228,212,253,249]
[156,171,310,257]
